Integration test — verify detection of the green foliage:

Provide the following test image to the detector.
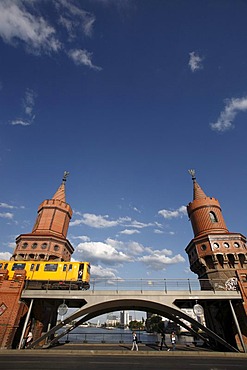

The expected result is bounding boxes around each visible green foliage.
[129,320,144,330]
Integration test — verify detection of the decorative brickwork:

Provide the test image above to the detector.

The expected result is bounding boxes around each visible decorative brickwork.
[0,270,28,348]
[186,171,247,350]
[11,178,74,262]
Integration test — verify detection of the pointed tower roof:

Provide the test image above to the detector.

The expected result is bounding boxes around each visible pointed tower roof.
[52,171,69,202]
[187,169,228,237]
[188,169,207,200]
[52,183,66,202]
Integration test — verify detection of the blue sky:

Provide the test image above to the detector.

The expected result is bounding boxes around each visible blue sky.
[0,0,247,282]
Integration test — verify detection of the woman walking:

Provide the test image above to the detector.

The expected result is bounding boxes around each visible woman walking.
[131,331,139,351]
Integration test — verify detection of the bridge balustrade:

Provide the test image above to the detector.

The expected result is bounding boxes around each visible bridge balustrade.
[24,277,236,293]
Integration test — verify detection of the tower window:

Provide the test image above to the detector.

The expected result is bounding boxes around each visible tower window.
[32,243,38,249]
[234,242,240,248]
[224,242,230,248]
[209,211,218,223]
[201,244,207,251]
[213,243,219,250]
[41,243,47,249]
[22,243,28,249]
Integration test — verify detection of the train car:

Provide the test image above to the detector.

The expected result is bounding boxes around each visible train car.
[0,260,90,290]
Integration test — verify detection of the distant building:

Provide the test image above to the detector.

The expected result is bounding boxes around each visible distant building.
[120,311,129,327]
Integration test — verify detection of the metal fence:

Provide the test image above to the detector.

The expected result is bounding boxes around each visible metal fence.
[24,277,237,293]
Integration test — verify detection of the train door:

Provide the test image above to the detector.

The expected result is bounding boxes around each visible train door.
[63,263,68,281]
[78,263,84,280]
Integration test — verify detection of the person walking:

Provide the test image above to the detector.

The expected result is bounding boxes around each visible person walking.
[131,331,138,351]
[170,331,176,351]
[159,332,170,351]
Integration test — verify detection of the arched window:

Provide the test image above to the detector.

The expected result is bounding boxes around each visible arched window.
[209,211,218,223]
[205,255,214,269]
[216,254,224,268]
[228,254,235,268]
[239,254,245,268]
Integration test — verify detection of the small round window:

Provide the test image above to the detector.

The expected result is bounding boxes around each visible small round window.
[201,244,207,251]
[224,242,230,248]
[41,243,47,249]
[213,243,219,249]
[234,242,240,248]
[54,245,60,251]
[22,243,28,249]
[32,243,38,249]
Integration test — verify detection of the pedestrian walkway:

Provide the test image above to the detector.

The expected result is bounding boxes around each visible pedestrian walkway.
[49,342,218,353]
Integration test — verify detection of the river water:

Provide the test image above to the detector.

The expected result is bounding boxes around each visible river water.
[57,327,194,345]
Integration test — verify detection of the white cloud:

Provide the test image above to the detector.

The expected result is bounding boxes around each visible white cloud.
[0,1,101,70]
[158,205,187,219]
[129,220,153,229]
[76,241,133,265]
[23,88,36,118]
[120,229,140,235]
[0,212,14,219]
[188,51,203,72]
[0,251,12,260]
[210,97,247,132]
[138,250,185,270]
[10,88,37,127]
[0,1,61,54]
[90,264,119,279]
[106,238,146,256]
[70,212,154,230]
[0,202,15,209]
[70,213,120,228]
[10,119,31,126]
[154,229,164,234]
[68,49,102,70]
[57,0,95,38]
[71,235,91,242]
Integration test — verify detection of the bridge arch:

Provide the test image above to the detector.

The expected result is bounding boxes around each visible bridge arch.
[29,296,238,352]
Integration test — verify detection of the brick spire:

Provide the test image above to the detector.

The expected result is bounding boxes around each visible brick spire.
[189,170,207,200]
[52,171,69,202]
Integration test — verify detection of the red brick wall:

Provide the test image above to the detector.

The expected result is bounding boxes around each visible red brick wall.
[0,270,28,348]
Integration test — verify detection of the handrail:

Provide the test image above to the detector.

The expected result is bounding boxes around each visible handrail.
[23,277,240,293]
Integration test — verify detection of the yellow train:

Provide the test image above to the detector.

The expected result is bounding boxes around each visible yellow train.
[0,260,90,290]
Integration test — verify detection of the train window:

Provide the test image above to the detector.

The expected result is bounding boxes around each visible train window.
[69,264,72,271]
[4,263,8,269]
[44,263,58,272]
[12,263,26,270]
[63,264,67,272]
[36,264,40,271]
[87,265,90,274]
[0,263,2,268]
[30,264,35,271]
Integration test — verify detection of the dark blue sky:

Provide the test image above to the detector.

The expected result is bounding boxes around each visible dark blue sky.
[0,0,247,280]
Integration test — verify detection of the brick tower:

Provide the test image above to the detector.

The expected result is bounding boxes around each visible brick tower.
[0,172,74,348]
[11,172,74,262]
[185,170,247,350]
[186,170,247,289]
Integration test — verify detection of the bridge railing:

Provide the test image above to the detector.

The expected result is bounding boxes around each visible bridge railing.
[89,278,235,293]
[24,278,238,293]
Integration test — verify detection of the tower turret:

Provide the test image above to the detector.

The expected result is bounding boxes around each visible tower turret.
[12,172,74,262]
[185,170,247,289]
